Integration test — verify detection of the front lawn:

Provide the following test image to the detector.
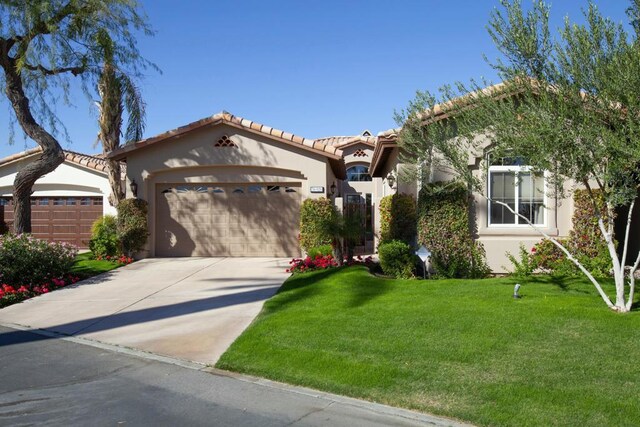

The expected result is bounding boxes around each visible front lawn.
[70,252,124,279]
[217,266,640,427]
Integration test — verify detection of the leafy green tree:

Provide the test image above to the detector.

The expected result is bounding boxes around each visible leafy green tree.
[397,0,640,311]
[0,1,153,232]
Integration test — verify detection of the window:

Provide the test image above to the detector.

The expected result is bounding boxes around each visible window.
[66,198,77,206]
[81,198,91,206]
[267,186,280,193]
[232,187,244,194]
[488,155,545,226]
[346,165,372,182]
[0,198,9,206]
[248,185,263,193]
[53,198,65,206]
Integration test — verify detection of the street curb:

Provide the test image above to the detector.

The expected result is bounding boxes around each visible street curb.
[1,322,472,427]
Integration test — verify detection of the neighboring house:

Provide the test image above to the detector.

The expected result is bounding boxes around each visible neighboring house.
[0,148,115,248]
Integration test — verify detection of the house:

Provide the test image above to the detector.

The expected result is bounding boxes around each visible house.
[0,148,115,248]
[107,111,412,258]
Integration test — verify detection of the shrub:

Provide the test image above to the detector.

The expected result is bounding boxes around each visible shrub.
[299,198,338,252]
[0,233,77,289]
[417,182,490,278]
[505,244,537,277]
[307,244,333,259]
[117,198,148,256]
[378,240,415,279]
[530,190,612,277]
[89,215,120,258]
[379,194,417,245]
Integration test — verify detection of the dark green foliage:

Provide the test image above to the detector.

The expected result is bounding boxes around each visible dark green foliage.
[89,215,120,258]
[116,198,148,255]
[378,240,415,279]
[299,198,337,252]
[307,245,334,259]
[418,182,490,278]
[378,194,417,245]
[0,234,77,288]
[532,189,612,277]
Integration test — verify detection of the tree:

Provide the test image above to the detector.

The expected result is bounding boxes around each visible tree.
[0,1,153,232]
[96,31,147,207]
[397,0,640,312]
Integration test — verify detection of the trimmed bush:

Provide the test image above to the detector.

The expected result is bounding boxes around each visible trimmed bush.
[418,182,489,278]
[378,240,415,279]
[117,198,148,256]
[307,244,333,259]
[299,198,338,252]
[89,215,120,258]
[0,233,77,289]
[379,194,417,245]
[531,189,612,277]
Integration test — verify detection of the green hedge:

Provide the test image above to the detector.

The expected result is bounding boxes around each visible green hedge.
[379,194,417,245]
[299,198,337,252]
[89,215,120,258]
[378,240,415,279]
[117,198,148,256]
[418,182,489,278]
[532,189,612,276]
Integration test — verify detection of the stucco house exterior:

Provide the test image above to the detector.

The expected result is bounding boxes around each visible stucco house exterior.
[0,148,115,248]
[3,101,616,273]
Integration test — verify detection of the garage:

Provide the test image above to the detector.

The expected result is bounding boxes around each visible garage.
[1,196,104,248]
[155,183,301,257]
[108,112,346,259]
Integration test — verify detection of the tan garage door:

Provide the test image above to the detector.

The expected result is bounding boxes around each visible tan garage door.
[156,183,301,257]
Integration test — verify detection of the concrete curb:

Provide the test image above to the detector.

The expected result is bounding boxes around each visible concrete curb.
[1,322,473,427]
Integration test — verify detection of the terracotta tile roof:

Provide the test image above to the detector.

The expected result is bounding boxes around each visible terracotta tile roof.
[0,147,109,173]
[108,111,344,161]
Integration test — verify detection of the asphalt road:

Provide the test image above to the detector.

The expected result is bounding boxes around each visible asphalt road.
[0,326,465,427]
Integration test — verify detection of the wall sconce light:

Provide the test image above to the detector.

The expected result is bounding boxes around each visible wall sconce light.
[386,171,396,189]
[130,179,138,199]
[330,181,337,196]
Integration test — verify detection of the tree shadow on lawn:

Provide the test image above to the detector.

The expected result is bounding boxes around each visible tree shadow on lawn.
[524,275,592,294]
[269,266,392,310]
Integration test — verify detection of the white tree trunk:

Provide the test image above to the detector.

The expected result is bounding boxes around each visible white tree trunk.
[492,198,616,310]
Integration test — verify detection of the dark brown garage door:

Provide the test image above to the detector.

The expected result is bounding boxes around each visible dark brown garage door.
[0,196,103,249]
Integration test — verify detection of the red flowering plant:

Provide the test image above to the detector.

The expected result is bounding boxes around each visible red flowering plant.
[0,274,80,308]
[287,254,338,273]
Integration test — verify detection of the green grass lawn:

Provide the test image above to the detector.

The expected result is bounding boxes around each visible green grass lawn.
[217,266,640,427]
[70,252,122,279]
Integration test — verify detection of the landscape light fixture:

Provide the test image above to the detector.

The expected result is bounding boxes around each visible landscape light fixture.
[130,179,138,198]
[514,283,521,299]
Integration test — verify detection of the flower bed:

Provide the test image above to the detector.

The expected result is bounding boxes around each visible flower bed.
[286,254,373,273]
[94,254,134,265]
[0,274,80,308]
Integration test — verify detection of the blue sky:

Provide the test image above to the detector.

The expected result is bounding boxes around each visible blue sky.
[0,0,632,158]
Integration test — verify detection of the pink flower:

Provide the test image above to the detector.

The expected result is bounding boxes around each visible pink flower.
[17,286,29,293]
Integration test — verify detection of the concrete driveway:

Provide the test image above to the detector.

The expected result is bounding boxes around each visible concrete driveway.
[0,257,290,364]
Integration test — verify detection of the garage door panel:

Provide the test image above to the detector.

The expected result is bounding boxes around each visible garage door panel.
[156,183,301,257]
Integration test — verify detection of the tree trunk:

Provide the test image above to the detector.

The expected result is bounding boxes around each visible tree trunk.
[98,62,124,207]
[0,45,64,233]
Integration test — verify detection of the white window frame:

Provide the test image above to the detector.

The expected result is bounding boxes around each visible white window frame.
[487,164,547,227]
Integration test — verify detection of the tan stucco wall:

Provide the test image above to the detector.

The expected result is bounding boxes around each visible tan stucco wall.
[123,123,336,256]
[374,134,578,273]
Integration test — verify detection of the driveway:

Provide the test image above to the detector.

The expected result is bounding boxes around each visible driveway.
[0,257,290,364]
